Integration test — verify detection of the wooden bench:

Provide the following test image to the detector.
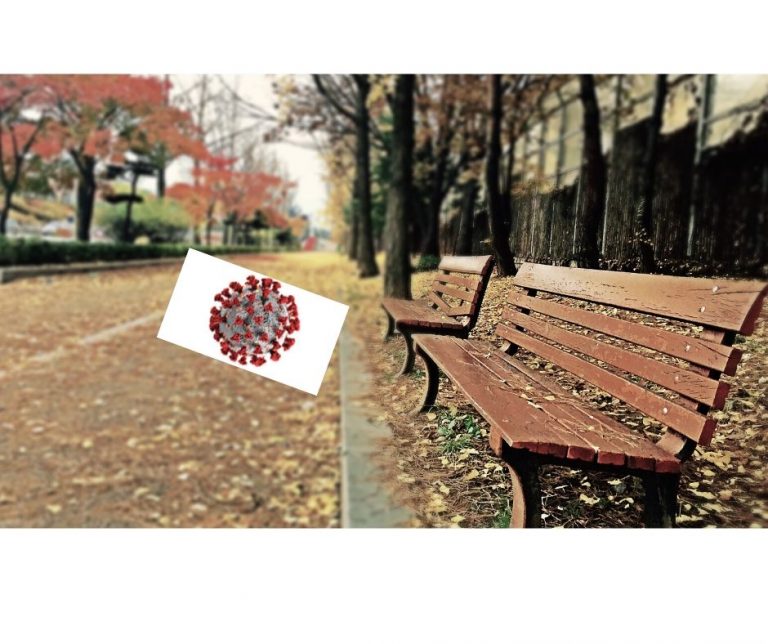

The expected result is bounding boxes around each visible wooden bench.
[412,262,768,527]
[381,255,494,375]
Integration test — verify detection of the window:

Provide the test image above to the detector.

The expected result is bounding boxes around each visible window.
[661,76,698,134]
[619,75,654,128]
[705,75,768,147]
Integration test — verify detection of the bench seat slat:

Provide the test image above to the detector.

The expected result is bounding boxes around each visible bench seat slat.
[381,298,465,330]
[415,334,681,472]
[496,323,716,445]
[469,343,661,469]
[502,308,730,409]
[509,292,742,375]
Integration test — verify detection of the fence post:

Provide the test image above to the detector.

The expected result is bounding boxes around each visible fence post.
[686,74,716,259]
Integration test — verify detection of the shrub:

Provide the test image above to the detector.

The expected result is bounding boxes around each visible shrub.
[0,238,277,267]
[96,195,192,243]
[415,254,440,272]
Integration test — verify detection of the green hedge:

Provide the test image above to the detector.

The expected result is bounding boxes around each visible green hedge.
[0,238,277,267]
[96,196,192,243]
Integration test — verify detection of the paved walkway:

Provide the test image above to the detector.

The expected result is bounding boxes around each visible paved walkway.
[0,253,348,527]
[340,329,412,528]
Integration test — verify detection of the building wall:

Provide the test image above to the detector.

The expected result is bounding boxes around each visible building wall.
[443,75,768,277]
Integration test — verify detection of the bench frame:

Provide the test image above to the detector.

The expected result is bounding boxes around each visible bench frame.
[412,263,767,528]
[382,255,494,375]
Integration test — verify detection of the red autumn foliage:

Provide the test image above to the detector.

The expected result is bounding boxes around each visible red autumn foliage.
[0,75,63,232]
[131,104,208,165]
[40,74,168,160]
[169,153,293,232]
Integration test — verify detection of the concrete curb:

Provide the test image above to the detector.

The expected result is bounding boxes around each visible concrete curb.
[339,328,413,528]
[0,257,184,284]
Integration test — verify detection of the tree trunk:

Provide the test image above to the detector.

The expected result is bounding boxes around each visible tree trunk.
[122,173,139,243]
[420,153,448,258]
[485,75,517,276]
[75,154,97,242]
[636,74,667,273]
[0,188,14,236]
[384,75,415,299]
[348,179,360,261]
[455,179,478,255]
[157,163,166,199]
[501,135,517,249]
[205,204,214,246]
[353,75,379,278]
[575,74,606,268]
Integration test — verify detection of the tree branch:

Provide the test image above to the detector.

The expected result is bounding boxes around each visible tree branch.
[312,75,357,123]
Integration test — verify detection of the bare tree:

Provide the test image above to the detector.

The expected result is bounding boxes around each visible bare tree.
[575,74,606,268]
[313,74,379,277]
[384,75,415,298]
[485,75,517,275]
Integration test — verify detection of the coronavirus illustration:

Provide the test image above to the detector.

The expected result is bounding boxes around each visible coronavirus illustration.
[209,275,300,367]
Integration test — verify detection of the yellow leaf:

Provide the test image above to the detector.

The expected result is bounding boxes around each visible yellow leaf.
[450,515,465,524]
[46,504,62,514]
[426,412,437,421]
[464,469,479,481]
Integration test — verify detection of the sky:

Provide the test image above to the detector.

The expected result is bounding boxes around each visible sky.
[166,75,327,221]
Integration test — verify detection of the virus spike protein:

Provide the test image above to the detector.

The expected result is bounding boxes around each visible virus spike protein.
[209,275,300,367]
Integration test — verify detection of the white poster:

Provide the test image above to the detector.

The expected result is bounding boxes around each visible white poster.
[157,249,349,395]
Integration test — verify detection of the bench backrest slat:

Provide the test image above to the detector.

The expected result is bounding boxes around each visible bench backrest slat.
[434,272,482,290]
[432,281,481,305]
[438,255,493,275]
[428,291,471,316]
[427,255,494,329]
[503,263,768,449]
[514,263,767,334]
[508,291,742,375]
[502,307,730,409]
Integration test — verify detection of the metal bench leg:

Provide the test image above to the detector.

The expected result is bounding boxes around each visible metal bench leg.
[642,473,679,528]
[410,347,439,415]
[397,331,416,376]
[505,452,542,528]
[382,310,395,341]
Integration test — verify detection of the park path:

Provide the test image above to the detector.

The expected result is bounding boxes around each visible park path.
[0,252,374,527]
